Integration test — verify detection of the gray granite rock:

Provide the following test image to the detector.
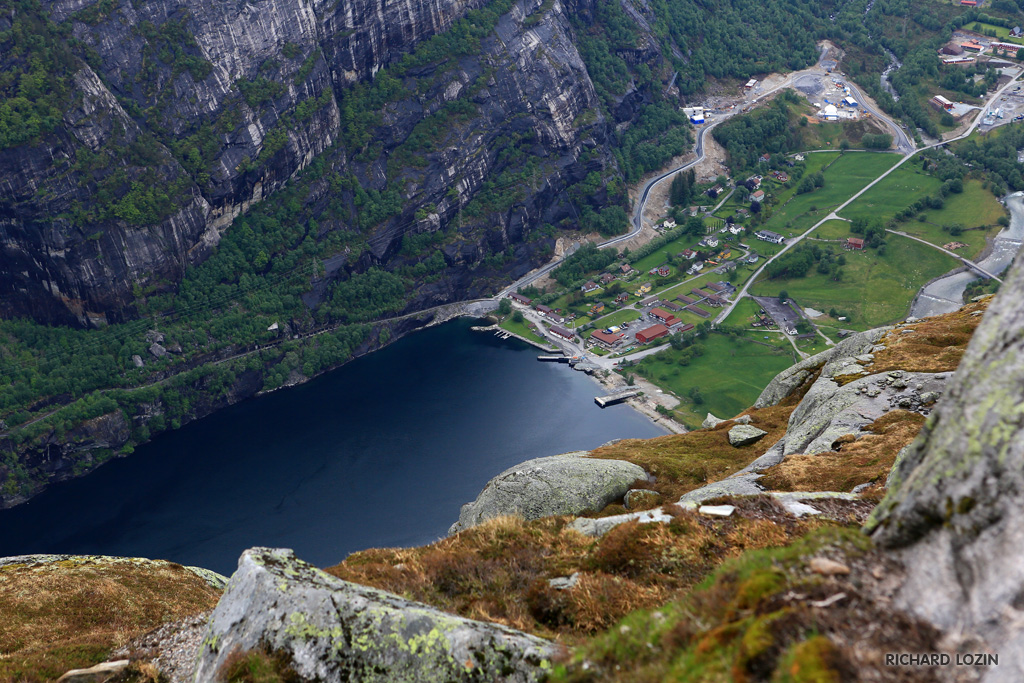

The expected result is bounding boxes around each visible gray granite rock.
[193,548,557,682]
[728,424,767,447]
[449,452,646,534]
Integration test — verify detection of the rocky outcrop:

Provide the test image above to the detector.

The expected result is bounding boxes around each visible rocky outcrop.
[0,554,228,589]
[753,327,891,409]
[866,256,1024,678]
[194,547,557,682]
[448,452,647,534]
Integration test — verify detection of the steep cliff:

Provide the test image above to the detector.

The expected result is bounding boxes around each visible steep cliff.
[0,0,616,326]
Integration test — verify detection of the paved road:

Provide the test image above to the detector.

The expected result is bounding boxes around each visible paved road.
[717,69,1022,326]
[887,229,1003,282]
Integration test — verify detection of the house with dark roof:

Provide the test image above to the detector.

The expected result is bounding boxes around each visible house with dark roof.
[676,294,696,304]
[581,281,600,293]
[549,325,575,341]
[510,292,532,305]
[600,273,616,284]
[686,305,711,319]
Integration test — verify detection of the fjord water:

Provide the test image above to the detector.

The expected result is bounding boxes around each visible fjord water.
[0,319,664,575]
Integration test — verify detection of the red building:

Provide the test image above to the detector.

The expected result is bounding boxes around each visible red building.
[636,324,670,343]
[549,325,575,341]
[847,237,865,250]
[591,330,624,347]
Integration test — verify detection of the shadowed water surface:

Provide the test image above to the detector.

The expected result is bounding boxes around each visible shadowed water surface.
[0,319,665,574]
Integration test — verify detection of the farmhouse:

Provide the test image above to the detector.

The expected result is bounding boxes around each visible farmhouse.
[549,325,575,342]
[755,230,785,244]
[636,324,670,344]
[846,237,865,250]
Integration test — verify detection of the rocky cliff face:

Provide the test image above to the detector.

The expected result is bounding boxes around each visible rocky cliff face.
[866,258,1024,677]
[1,0,616,326]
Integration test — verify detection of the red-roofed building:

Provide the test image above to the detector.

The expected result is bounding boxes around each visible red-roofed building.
[677,323,695,334]
[636,324,670,344]
[510,292,532,305]
[650,308,676,324]
[591,330,624,347]
[847,237,865,250]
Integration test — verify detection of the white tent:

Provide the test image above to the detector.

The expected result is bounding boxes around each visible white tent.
[821,104,839,121]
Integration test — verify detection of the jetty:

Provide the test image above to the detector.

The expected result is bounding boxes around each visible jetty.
[594,389,642,408]
[538,355,570,363]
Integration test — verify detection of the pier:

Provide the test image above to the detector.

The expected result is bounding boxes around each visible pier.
[594,389,641,407]
[538,355,570,362]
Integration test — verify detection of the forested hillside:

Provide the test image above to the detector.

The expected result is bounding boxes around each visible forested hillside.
[0,0,1005,504]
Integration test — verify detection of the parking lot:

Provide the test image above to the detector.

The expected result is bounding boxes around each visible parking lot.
[752,296,803,335]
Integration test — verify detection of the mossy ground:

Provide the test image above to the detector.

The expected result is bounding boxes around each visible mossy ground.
[0,558,221,682]
[584,405,796,504]
[757,410,926,494]
[327,499,861,644]
[866,298,989,375]
[551,527,943,682]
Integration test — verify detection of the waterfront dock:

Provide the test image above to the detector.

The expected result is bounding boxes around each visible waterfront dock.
[594,389,641,407]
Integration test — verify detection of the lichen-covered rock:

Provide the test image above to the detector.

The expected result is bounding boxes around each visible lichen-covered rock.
[866,253,1024,679]
[448,452,646,534]
[754,327,890,408]
[701,413,725,429]
[779,370,947,457]
[193,548,557,682]
[727,424,767,447]
[0,554,228,590]
[624,489,661,510]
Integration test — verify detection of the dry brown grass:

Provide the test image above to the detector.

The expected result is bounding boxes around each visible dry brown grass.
[0,558,221,683]
[327,502,835,643]
[867,297,989,375]
[757,410,926,494]
[584,405,796,503]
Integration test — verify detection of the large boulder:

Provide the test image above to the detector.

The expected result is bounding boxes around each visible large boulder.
[867,256,1024,679]
[448,452,646,534]
[727,424,767,447]
[193,548,557,682]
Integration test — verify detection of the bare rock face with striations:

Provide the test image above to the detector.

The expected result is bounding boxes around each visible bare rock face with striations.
[193,547,558,682]
[866,255,1024,680]
[2,0,615,325]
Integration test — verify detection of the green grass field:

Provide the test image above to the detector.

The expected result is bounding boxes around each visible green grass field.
[970,22,1023,44]
[814,219,856,240]
[499,317,549,345]
[586,308,641,334]
[759,152,901,237]
[841,174,1006,258]
[839,164,944,224]
[631,332,795,427]
[898,180,1006,258]
[748,235,958,329]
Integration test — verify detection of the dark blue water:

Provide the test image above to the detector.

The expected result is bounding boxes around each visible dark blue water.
[0,319,664,575]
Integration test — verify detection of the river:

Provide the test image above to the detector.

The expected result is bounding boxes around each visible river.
[911,192,1024,318]
[0,319,665,575]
